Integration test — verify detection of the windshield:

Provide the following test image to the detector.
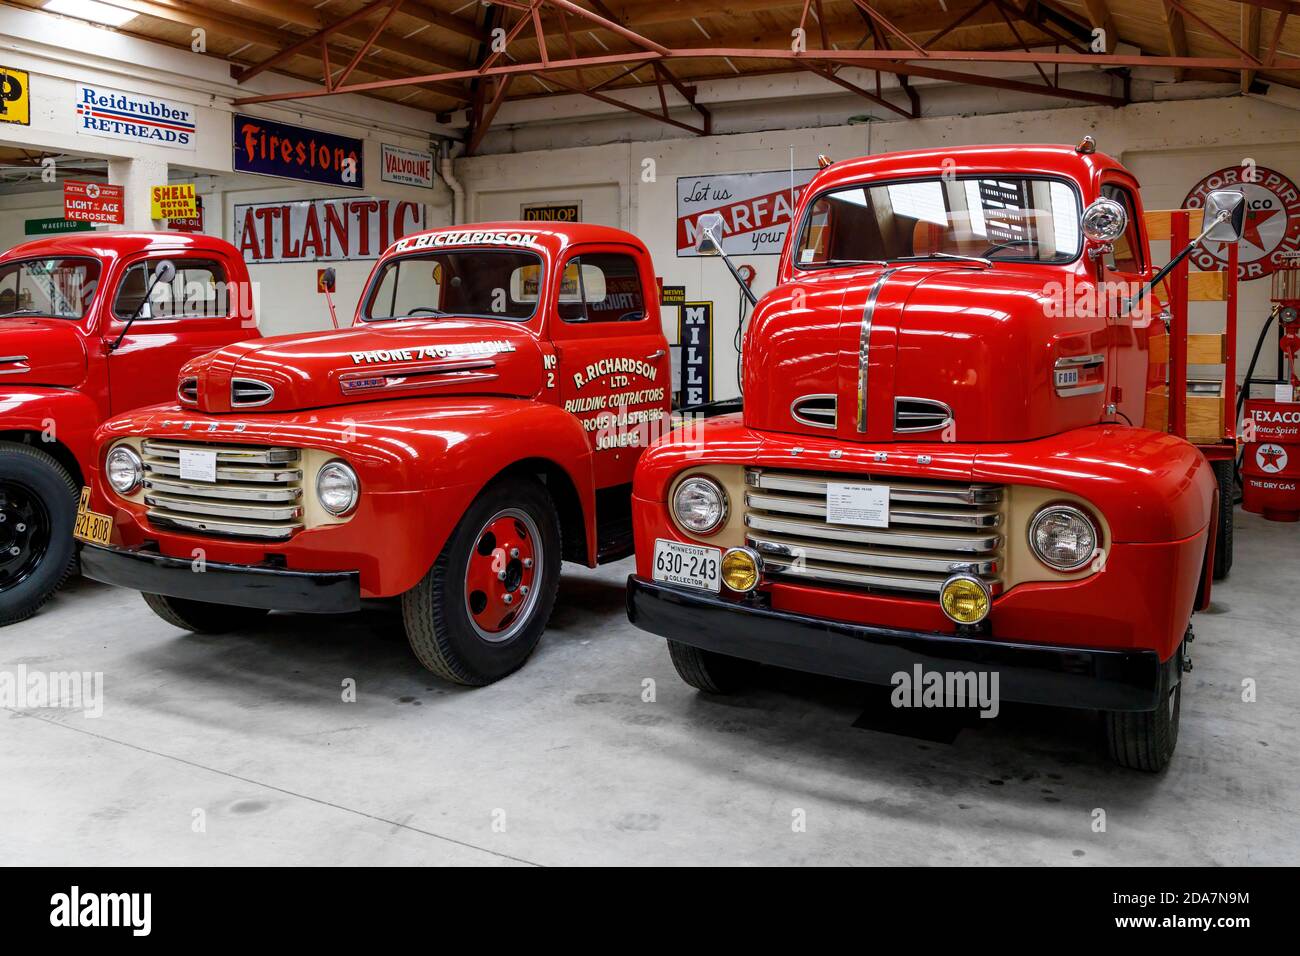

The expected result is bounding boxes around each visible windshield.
[363,249,542,322]
[794,175,1081,267]
[0,257,102,319]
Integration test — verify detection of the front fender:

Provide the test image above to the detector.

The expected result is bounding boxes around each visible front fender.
[0,387,100,469]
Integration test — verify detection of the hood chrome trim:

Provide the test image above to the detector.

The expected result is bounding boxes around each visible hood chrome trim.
[790,393,837,429]
[857,269,897,433]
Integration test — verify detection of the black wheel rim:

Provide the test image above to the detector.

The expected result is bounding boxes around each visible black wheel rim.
[0,480,51,592]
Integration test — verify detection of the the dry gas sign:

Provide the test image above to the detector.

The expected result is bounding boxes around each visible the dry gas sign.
[1184,164,1300,280]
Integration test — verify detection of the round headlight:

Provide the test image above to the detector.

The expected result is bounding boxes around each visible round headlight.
[672,476,727,535]
[105,445,143,495]
[316,460,359,516]
[1029,504,1098,571]
[940,574,991,625]
[721,547,761,593]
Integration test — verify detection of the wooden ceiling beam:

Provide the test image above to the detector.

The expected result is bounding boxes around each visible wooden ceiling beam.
[1080,0,1117,53]
[1242,1,1263,90]
[1159,0,1189,82]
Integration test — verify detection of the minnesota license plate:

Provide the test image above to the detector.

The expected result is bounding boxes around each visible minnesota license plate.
[652,538,721,592]
[73,487,113,546]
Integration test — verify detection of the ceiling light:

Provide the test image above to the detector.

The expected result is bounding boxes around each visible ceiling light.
[43,0,137,28]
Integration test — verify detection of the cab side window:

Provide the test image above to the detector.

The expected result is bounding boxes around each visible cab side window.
[113,258,228,320]
[1101,185,1143,274]
[558,253,646,323]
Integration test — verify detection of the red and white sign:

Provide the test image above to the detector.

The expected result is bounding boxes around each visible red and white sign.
[1184,165,1300,281]
[168,196,204,234]
[1256,442,1289,475]
[380,144,434,189]
[233,197,427,263]
[676,168,816,257]
[63,180,124,224]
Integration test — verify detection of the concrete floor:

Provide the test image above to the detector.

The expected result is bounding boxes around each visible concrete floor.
[2,507,1296,866]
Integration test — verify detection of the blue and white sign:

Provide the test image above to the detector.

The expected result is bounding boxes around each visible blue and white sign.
[75,84,196,150]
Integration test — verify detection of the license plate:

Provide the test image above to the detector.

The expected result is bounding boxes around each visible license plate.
[73,487,113,546]
[179,448,217,482]
[652,538,721,592]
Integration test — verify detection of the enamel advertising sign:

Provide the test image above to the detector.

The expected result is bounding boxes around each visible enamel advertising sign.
[233,197,426,263]
[233,113,364,189]
[380,144,434,188]
[75,84,196,149]
[1,66,30,126]
[1184,164,1300,281]
[63,181,124,225]
[676,168,817,257]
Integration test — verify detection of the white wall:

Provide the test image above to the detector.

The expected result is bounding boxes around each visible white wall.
[459,94,1300,400]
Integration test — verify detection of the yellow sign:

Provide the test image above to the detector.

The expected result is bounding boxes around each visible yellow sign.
[0,66,30,126]
[150,182,198,220]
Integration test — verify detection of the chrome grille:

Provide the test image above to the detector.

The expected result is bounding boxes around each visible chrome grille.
[231,378,275,407]
[177,377,198,405]
[894,397,952,433]
[141,440,304,540]
[790,394,837,429]
[744,468,1003,596]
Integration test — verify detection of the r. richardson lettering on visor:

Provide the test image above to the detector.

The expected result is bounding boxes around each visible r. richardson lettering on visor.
[394,230,541,252]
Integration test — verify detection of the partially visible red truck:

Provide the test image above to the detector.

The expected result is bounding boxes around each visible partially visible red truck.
[0,233,258,625]
[627,143,1246,771]
[75,223,670,685]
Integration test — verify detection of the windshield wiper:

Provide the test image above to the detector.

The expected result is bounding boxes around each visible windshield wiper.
[0,309,55,318]
[894,252,993,267]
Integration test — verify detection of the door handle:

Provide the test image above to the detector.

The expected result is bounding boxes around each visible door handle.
[646,349,666,360]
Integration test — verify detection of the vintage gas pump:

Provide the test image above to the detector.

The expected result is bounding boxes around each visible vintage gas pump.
[1241,264,1300,521]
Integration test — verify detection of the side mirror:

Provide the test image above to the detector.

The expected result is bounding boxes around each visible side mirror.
[322,267,337,293]
[694,212,727,256]
[153,259,177,284]
[1081,197,1128,243]
[1202,189,1246,243]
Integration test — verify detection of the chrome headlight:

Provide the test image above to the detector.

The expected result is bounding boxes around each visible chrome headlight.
[672,476,727,535]
[316,460,359,516]
[1029,504,1098,571]
[105,445,143,495]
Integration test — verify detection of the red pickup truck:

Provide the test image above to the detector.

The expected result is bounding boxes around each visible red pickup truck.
[77,223,670,685]
[627,143,1246,770]
[0,233,258,625]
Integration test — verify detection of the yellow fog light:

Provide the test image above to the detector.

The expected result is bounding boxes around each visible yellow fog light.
[721,547,761,593]
[940,574,991,625]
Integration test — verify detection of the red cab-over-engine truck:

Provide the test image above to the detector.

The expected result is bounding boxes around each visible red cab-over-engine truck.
[76,224,671,685]
[0,233,259,625]
[627,142,1248,771]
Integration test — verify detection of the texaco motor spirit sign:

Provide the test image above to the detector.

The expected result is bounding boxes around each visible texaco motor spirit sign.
[1184,164,1300,280]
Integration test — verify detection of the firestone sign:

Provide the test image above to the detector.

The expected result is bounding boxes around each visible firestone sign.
[233,197,426,263]
[75,84,196,149]
[233,113,364,189]
[1184,164,1300,281]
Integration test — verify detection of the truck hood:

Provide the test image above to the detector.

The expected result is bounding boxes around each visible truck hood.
[743,263,1110,444]
[0,318,88,387]
[184,318,544,413]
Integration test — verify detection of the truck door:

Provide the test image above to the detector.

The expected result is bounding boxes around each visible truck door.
[104,252,251,414]
[1099,180,1151,427]
[550,245,671,490]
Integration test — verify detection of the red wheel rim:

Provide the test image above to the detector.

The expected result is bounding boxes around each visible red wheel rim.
[464,508,542,643]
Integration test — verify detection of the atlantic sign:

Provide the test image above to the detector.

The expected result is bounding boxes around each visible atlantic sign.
[233,197,425,263]
[233,113,364,189]
[75,84,196,149]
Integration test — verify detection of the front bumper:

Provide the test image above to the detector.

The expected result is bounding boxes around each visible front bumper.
[81,543,361,614]
[627,576,1174,712]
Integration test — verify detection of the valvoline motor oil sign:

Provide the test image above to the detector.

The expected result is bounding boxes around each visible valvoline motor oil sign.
[75,84,196,149]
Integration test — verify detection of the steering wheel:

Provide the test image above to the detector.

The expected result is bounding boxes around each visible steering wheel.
[980,239,1038,258]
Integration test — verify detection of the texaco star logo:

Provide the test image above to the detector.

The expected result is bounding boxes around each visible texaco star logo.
[1257,442,1288,474]
[85,183,100,200]
[1184,165,1300,281]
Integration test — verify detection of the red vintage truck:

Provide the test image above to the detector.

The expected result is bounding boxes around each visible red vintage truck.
[76,223,670,685]
[0,232,258,625]
[627,143,1246,771]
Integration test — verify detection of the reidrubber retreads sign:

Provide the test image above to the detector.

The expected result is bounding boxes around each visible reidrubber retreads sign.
[75,84,196,149]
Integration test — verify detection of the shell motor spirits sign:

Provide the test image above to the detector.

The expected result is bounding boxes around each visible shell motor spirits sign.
[1184,164,1300,280]
[64,181,124,225]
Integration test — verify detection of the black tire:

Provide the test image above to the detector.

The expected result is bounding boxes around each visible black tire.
[1211,458,1234,579]
[402,475,561,685]
[1103,645,1183,772]
[0,442,78,627]
[666,639,752,694]
[142,592,270,634]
